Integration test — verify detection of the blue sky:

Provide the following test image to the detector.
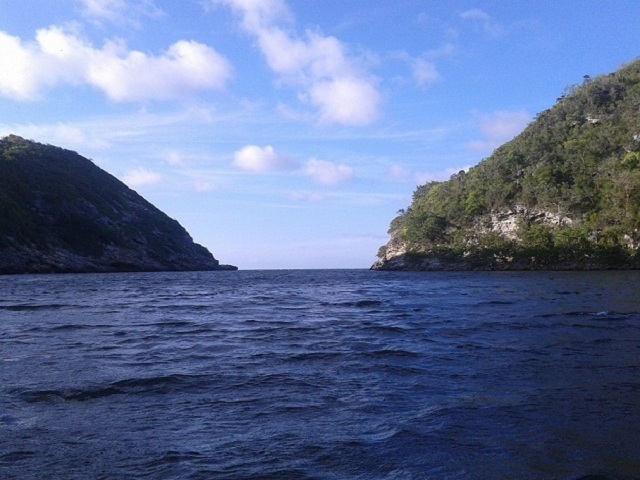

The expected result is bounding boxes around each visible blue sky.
[1,1,639,269]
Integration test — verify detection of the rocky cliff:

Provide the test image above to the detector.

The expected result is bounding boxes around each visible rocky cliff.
[0,135,236,274]
[371,206,620,271]
[373,59,640,271]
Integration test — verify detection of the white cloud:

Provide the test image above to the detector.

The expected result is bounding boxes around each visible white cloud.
[122,167,162,187]
[231,145,354,185]
[460,8,503,37]
[193,179,215,192]
[480,110,530,139]
[75,0,164,27]
[0,26,233,102]
[49,124,111,150]
[87,39,233,102]
[392,42,454,88]
[412,58,439,86]
[0,106,226,155]
[233,144,296,172]
[304,158,353,185]
[387,164,412,182]
[0,121,111,151]
[0,31,43,100]
[215,0,292,31]
[308,77,380,125]
[166,152,184,166]
[77,0,127,22]
[214,0,381,126]
[467,110,530,153]
[460,8,491,22]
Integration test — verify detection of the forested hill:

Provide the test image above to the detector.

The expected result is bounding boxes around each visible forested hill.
[373,58,640,271]
[0,135,236,273]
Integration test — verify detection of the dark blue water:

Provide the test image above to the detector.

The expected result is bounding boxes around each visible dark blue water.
[1,270,640,479]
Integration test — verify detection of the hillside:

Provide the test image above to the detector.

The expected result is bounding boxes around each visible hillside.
[373,59,640,270]
[0,135,236,273]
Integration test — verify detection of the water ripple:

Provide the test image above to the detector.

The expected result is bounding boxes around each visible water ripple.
[1,270,640,479]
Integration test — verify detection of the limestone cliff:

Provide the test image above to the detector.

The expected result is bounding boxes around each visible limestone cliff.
[0,135,237,274]
[373,59,640,271]
[373,207,592,271]
[374,202,640,271]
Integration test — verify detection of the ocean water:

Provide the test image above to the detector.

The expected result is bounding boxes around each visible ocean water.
[1,269,640,480]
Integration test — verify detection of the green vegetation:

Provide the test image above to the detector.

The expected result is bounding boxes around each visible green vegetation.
[0,135,224,273]
[378,58,640,269]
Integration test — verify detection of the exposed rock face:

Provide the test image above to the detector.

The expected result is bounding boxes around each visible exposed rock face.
[373,60,640,271]
[475,205,573,241]
[371,232,408,270]
[0,135,237,274]
[372,207,636,271]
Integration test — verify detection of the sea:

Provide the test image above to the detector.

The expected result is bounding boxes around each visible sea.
[1,269,639,480]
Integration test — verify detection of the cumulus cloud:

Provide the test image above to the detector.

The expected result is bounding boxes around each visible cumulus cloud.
[92,40,232,102]
[213,0,381,126]
[232,144,354,186]
[308,77,380,125]
[0,26,232,102]
[0,31,44,100]
[304,158,354,185]
[122,167,162,187]
[233,144,296,172]
[467,110,530,153]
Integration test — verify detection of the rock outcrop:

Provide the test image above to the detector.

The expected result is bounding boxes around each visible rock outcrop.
[476,205,573,241]
[0,135,237,274]
[373,206,639,271]
[373,59,640,271]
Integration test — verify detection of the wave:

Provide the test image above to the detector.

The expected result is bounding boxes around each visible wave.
[363,324,409,335]
[50,324,103,332]
[538,311,640,320]
[3,270,640,479]
[362,348,422,359]
[0,303,75,311]
[320,299,385,308]
[16,374,210,403]
[144,450,204,467]
[0,450,37,464]
[475,300,515,306]
[289,351,349,362]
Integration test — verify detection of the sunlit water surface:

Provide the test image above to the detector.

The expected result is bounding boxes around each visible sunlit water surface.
[1,270,640,479]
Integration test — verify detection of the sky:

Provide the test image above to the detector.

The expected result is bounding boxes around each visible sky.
[1,1,640,269]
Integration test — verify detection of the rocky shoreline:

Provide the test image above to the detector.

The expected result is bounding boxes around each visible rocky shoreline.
[372,206,639,271]
[371,251,640,271]
[0,135,237,274]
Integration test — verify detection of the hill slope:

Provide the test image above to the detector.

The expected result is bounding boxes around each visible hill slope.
[374,59,640,270]
[0,135,236,273]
